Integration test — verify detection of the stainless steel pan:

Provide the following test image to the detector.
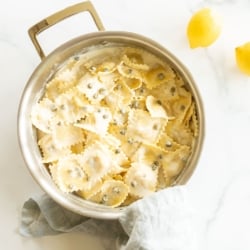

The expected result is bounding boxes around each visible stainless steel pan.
[18,1,204,219]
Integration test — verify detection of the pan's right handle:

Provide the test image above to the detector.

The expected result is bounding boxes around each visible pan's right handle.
[28,1,105,60]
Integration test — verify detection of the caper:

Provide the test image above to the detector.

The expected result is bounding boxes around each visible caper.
[128,68,133,74]
[87,83,93,89]
[151,164,158,171]
[158,154,163,160]
[99,88,105,94]
[127,138,134,144]
[139,87,145,94]
[170,86,176,94]
[115,149,120,154]
[89,66,96,71]
[114,84,122,91]
[153,160,160,166]
[131,181,136,187]
[156,100,162,105]
[120,129,126,135]
[180,105,186,111]
[60,104,65,110]
[101,195,108,203]
[157,72,165,80]
[113,187,120,194]
[50,105,57,112]
[153,124,158,130]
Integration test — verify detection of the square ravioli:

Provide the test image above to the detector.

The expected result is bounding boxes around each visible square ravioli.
[127,109,167,144]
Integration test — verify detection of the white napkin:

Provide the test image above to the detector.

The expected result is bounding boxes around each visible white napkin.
[20,186,198,250]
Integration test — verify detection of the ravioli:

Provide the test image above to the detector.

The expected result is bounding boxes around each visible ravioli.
[31,45,198,207]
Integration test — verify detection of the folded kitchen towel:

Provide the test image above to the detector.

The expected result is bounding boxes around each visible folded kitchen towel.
[19,185,198,250]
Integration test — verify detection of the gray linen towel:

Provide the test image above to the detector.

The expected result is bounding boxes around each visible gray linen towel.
[20,186,197,250]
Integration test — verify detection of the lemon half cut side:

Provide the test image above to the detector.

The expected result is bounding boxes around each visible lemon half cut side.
[187,8,222,49]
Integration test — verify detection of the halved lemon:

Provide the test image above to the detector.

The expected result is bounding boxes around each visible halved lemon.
[187,8,222,48]
[235,42,250,76]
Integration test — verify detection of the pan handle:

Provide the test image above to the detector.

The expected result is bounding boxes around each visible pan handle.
[28,1,105,60]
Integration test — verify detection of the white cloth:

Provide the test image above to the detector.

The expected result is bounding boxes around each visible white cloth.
[20,186,197,250]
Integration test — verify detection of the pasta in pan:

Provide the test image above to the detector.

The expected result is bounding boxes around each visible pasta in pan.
[31,45,198,207]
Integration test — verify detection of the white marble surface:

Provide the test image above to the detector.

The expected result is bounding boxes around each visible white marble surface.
[1,0,250,249]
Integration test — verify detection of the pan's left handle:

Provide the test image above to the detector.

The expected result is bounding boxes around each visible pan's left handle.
[28,1,105,60]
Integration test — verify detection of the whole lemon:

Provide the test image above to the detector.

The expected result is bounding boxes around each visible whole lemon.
[187,8,222,48]
[235,42,250,76]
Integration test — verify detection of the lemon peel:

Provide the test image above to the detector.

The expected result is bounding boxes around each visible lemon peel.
[187,8,222,48]
[235,42,250,76]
